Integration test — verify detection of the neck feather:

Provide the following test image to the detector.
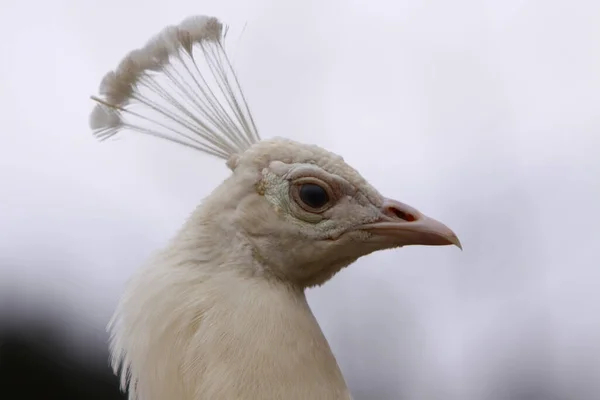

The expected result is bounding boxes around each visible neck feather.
[109,208,352,400]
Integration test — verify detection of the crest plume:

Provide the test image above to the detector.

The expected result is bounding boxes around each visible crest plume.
[89,15,260,160]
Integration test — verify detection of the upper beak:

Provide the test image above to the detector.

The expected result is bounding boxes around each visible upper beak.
[360,198,462,249]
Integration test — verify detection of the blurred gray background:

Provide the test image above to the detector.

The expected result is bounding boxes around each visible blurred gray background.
[1,0,599,399]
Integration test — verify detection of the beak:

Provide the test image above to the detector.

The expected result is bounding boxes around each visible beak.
[360,198,462,249]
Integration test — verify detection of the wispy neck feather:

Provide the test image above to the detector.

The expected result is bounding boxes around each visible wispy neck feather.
[109,206,352,400]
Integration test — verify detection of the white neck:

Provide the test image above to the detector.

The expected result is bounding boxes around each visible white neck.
[110,208,352,399]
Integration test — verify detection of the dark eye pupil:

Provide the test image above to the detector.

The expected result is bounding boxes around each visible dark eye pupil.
[298,183,329,209]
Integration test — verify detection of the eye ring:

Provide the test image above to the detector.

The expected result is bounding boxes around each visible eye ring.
[291,178,334,213]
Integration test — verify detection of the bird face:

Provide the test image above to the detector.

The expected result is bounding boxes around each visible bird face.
[231,138,461,287]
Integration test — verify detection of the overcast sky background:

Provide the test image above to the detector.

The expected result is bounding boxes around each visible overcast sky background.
[1,0,599,399]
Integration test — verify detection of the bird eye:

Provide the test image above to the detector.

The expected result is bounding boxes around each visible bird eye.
[296,183,330,211]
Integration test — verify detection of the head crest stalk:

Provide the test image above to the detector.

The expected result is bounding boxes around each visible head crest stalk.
[89,15,261,161]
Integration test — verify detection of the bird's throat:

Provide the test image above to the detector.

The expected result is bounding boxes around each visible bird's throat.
[112,261,352,400]
[184,274,351,398]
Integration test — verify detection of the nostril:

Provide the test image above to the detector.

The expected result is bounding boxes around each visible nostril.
[386,206,417,222]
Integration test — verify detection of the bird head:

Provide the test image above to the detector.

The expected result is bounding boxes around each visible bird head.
[206,138,461,287]
[89,15,460,288]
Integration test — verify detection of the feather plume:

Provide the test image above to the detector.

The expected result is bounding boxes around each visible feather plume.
[89,15,260,160]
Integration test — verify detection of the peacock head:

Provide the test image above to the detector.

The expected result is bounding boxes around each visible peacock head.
[89,15,460,288]
[214,138,461,287]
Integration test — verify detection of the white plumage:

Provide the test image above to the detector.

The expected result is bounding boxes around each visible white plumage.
[90,15,461,400]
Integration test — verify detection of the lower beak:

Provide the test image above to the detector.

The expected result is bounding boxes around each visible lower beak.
[360,198,462,249]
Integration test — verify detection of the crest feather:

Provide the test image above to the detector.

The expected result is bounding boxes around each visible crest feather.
[89,15,260,160]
